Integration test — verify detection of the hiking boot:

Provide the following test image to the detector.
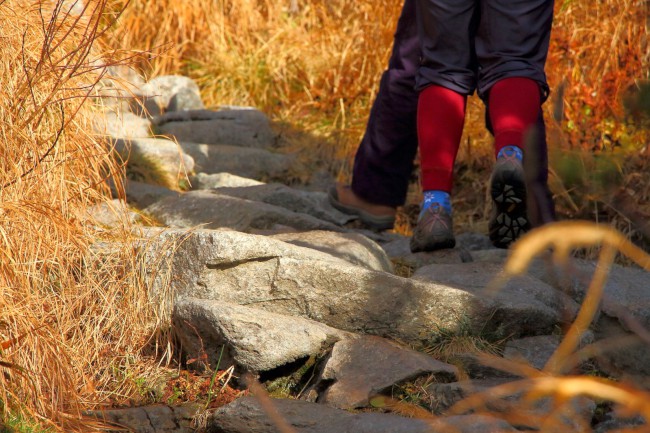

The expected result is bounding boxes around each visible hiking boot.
[488,152,531,248]
[410,204,456,252]
[328,184,396,231]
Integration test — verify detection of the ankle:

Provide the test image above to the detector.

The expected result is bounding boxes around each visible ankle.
[421,190,452,217]
[497,145,523,161]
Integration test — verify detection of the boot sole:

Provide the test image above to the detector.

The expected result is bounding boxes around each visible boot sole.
[489,162,530,248]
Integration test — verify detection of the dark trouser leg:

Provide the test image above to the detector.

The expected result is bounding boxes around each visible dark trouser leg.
[475,0,554,100]
[525,111,557,227]
[351,0,419,208]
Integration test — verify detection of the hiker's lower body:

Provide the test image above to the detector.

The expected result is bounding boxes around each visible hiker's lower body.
[414,0,555,249]
[334,0,556,246]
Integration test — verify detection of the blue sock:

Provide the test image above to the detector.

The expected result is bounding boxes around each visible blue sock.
[497,145,524,161]
[422,190,452,215]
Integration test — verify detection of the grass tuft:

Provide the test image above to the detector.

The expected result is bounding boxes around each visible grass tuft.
[0,1,176,430]
[423,315,508,364]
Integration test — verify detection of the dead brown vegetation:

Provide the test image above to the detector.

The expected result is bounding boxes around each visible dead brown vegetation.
[0,1,168,430]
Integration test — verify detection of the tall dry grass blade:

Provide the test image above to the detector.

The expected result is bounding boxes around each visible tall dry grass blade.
[502,221,650,278]
[488,221,650,374]
[561,334,645,372]
[543,243,617,374]
[450,375,650,428]
[475,221,650,430]
[525,376,650,421]
[474,352,545,379]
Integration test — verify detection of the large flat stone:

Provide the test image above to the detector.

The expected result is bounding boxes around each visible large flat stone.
[178,142,293,181]
[154,108,276,149]
[594,315,650,377]
[87,199,141,228]
[426,379,595,430]
[96,66,146,113]
[142,229,578,345]
[144,190,341,232]
[469,249,510,264]
[526,258,650,377]
[214,183,353,226]
[95,111,153,139]
[412,262,579,337]
[270,231,392,272]
[141,227,355,302]
[588,262,650,329]
[354,229,405,245]
[113,137,195,185]
[123,180,180,209]
[503,333,594,371]
[88,405,198,433]
[318,336,457,409]
[140,75,204,112]
[381,237,473,271]
[426,378,514,414]
[207,397,515,433]
[455,232,496,251]
[525,258,650,324]
[173,298,347,372]
[189,172,264,189]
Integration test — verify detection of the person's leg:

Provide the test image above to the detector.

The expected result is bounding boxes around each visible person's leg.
[476,0,555,247]
[410,84,467,251]
[330,0,420,230]
[485,108,557,228]
[475,0,554,101]
[349,0,420,208]
[410,0,478,252]
[486,78,540,246]
[418,86,467,198]
[489,78,541,159]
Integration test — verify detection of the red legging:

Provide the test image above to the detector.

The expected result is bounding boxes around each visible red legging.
[417,78,540,192]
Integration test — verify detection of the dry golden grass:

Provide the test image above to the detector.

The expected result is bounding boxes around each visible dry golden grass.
[106,0,648,143]
[0,1,171,430]
[107,0,402,164]
[5,0,644,431]
[547,0,649,149]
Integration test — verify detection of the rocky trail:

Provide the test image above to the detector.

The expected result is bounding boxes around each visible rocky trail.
[89,69,650,433]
